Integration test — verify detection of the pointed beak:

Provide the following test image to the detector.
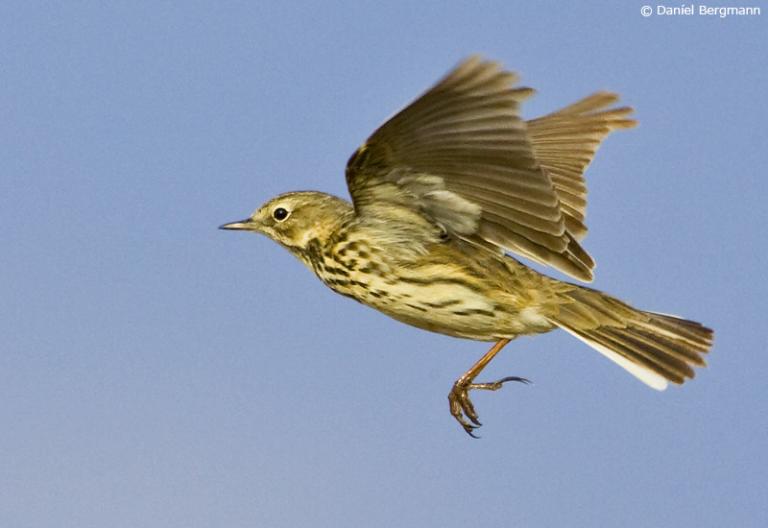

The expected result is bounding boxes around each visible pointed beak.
[219,218,256,231]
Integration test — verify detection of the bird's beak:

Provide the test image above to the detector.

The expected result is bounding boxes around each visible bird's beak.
[219,218,257,231]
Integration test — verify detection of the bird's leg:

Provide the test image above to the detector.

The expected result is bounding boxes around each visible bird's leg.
[448,338,530,437]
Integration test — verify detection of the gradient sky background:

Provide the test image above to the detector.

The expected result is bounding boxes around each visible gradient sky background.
[2,2,766,527]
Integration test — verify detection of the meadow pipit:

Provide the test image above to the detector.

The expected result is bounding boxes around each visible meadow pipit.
[221,57,713,436]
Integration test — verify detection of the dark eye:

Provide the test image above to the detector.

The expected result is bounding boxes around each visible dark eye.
[272,207,289,221]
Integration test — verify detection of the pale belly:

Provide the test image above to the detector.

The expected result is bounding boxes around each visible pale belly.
[319,266,553,341]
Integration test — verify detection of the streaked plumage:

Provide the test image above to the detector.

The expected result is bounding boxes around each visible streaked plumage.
[221,57,713,435]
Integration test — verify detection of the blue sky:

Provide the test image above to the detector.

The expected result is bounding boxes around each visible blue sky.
[2,2,766,527]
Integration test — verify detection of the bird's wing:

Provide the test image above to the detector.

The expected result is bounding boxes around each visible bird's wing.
[527,93,636,240]
[346,56,594,281]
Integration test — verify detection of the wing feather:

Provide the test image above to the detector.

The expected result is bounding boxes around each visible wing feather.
[346,57,632,281]
[528,93,637,241]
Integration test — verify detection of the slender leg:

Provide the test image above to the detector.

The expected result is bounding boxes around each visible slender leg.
[448,339,530,437]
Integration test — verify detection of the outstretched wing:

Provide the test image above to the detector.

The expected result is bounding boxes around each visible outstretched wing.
[346,56,596,281]
[527,93,637,240]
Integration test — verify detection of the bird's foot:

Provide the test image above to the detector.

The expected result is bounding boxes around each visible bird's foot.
[448,376,530,438]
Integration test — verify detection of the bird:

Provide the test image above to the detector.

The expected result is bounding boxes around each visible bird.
[220,56,713,436]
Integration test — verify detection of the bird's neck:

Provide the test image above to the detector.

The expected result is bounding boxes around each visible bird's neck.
[289,208,355,271]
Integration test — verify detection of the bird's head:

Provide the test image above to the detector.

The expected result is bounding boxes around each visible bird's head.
[219,191,353,254]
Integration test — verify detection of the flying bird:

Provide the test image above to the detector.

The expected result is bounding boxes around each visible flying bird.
[221,57,713,436]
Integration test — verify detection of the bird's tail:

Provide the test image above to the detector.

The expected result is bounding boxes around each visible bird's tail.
[548,285,713,390]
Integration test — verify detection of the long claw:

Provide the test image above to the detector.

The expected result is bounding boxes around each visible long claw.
[448,374,531,437]
[469,376,531,391]
[447,339,524,437]
[499,376,531,385]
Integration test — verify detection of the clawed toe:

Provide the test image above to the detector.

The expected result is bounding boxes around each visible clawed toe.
[468,376,530,392]
[448,383,482,437]
[448,376,530,437]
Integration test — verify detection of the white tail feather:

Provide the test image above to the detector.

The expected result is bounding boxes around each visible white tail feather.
[558,325,669,391]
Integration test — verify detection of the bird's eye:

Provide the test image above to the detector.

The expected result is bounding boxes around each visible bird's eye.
[272,207,290,221]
